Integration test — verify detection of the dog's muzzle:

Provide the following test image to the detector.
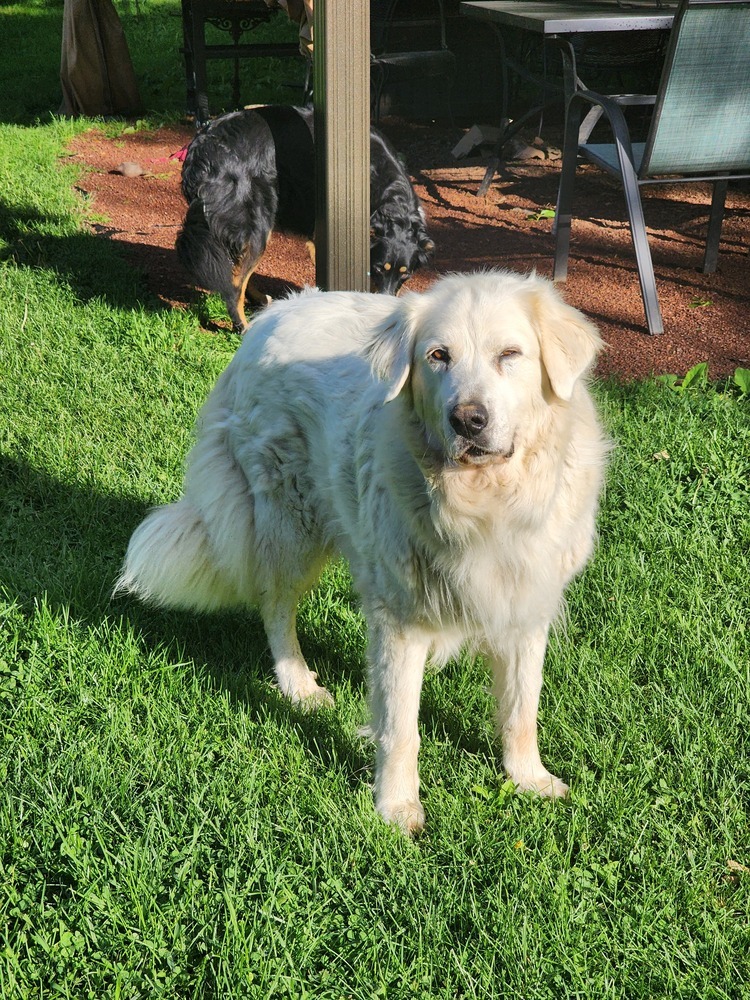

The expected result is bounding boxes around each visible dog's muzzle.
[449,402,514,465]
[372,266,407,296]
[449,402,488,439]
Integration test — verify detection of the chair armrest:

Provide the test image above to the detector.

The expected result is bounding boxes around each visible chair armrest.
[570,89,642,161]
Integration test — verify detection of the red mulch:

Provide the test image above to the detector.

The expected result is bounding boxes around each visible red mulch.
[66,118,750,381]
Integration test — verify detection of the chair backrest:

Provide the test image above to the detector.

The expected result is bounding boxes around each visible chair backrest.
[641,0,750,176]
[370,0,448,56]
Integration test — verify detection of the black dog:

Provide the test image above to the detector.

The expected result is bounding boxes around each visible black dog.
[176,105,434,331]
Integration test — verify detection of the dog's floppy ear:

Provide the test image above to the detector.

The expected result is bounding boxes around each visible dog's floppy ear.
[366,297,421,403]
[416,210,434,258]
[531,281,604,401]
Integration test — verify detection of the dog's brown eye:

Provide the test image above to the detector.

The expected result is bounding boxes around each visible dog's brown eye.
[500,348,521,361]
[429,348,450,364]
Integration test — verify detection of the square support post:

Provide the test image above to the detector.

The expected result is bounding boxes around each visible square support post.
[313,0,370,292]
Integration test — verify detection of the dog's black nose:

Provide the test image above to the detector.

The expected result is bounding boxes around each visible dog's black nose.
[449,403,489,439]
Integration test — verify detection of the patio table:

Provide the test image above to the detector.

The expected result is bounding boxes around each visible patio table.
[461,2,675,36]
[460,1,676,193]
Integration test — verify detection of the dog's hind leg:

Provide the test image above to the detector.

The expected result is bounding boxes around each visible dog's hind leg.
[229,258,253,331]
[259,574,334,710]
[244,273,273,309]
[231,241,272,331]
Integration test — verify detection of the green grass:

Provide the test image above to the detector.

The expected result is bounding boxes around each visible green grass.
[1,5,750,997]
[0,0,304,126]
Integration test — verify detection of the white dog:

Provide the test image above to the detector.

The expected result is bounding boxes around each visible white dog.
[116,271,608,832]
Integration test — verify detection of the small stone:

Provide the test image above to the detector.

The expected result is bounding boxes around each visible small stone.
[115,161,144,177]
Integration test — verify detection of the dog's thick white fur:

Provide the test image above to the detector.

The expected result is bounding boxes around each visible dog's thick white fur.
[116,270,608,832]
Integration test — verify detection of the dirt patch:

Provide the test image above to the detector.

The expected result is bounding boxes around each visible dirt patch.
[67,118,750,381]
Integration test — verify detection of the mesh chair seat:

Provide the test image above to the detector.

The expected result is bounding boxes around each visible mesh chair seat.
[583,142,647,175]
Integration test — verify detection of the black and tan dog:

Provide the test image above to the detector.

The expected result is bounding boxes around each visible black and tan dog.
[176,105,434,331]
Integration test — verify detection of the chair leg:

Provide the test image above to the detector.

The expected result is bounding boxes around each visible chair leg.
[442,72,455,127]
[553,100,583,280]
[189,1,210,127]
[180,0,197,119]
[477,157,501,199]
[474,26,509,197]
[302,59,313,106]
[617,149,663,335]
[703,178,728,274]
[371,68,385,126]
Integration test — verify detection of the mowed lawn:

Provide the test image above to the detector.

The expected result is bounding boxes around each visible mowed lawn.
[1,2,749,997]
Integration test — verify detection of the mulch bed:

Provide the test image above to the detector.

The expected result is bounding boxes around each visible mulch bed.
[66,117,750,381]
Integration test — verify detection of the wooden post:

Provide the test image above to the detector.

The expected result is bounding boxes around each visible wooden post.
[313,0,370,292]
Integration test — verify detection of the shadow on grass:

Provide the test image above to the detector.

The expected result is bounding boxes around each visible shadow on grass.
[110,235,310,328]
[0,200,160,313]
[0,454,373,781]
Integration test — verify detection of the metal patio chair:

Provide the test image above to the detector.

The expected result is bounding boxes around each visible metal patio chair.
[370,0,456,124]
[553,0,750,335]
[180,0,302,127]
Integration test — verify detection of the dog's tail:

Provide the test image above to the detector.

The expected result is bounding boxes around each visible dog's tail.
[114,499,241,611]
[114,386,256,612]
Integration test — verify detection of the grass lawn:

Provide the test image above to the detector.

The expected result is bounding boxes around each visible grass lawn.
[1,3,749,997]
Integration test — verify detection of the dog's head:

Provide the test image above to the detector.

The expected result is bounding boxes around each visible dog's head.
[369,210,434,296]
[367,271,603,468]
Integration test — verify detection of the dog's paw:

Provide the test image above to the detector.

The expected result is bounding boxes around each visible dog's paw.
[511,770,569,799]
[278,669,335,711]
[377,797,426,835]
[290,683,335,711]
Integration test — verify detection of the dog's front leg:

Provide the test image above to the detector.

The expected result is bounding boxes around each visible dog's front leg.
[488,625,569,798]
[367,620,431,834]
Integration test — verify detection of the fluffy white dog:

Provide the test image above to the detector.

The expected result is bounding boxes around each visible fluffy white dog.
[117,270,609,832]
